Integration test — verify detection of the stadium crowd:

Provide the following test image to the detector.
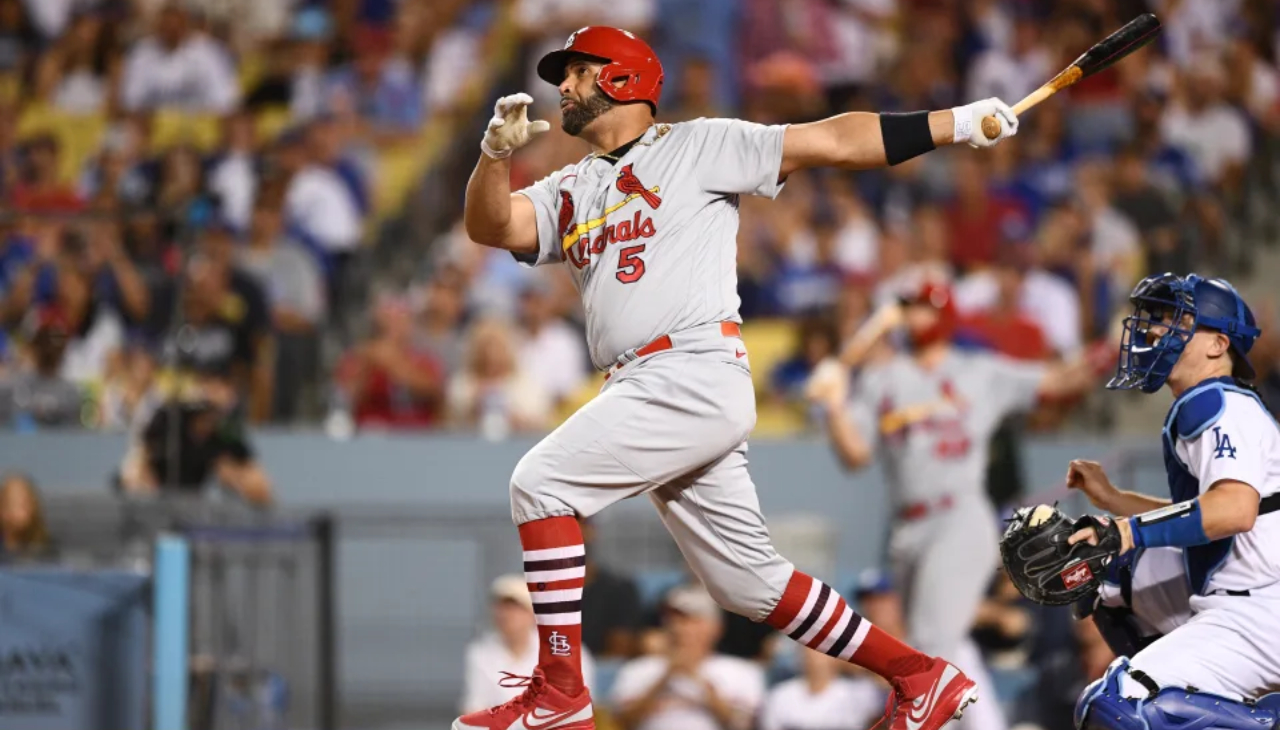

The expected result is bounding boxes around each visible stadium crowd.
[0,0,1278,723]
[0,0,1276,446]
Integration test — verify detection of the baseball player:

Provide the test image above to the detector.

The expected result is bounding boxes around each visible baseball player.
[456,25,1022,730]
[1059,273,1280,729]
[808,278,1109,730]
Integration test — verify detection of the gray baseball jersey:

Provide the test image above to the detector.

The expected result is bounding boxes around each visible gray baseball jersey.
[848,349,1047,507]
[515,119,786,370]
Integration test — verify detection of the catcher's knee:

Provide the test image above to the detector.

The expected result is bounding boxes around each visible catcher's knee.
[1076,659,1278,730]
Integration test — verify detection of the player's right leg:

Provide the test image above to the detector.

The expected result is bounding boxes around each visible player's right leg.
[650,437,977,730]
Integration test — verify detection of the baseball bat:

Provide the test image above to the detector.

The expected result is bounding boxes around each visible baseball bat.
[980,13,1162,140]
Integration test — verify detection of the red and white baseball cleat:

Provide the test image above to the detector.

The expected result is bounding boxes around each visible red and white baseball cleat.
[881,658,979,730]
[453,669,594,730]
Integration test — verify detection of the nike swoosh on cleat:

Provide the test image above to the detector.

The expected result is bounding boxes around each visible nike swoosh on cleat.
[513,704,590,730]
[735,350,747,359]
[905,676,941,730]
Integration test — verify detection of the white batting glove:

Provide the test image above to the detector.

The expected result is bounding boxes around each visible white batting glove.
[481,93,551,160]
[951,98,1019,149]
[805,357,850,409]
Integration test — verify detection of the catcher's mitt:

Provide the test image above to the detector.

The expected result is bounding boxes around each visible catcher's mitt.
[1000,504,1123,606]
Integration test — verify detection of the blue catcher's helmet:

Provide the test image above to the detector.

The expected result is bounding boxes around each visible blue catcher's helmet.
[1108,273,1261,393]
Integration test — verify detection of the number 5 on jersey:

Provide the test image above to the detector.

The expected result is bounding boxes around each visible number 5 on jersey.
[616,244,646,283]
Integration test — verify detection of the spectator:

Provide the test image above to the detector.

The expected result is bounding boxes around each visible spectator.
[827,176,880,277]
[953,240,1055,361]
[145,235,272,419]
[759,647,883,730]
[1074,162,1142,314]
[323,25,424,142]
[237,194,325,423]
[277,126,364,303]
[79,121,151,209]
[579,518,643,658]
[118,367,273,506]
[307,113,370,218]
[612,584,765,730]
[243,6,334,118]
[0,0,36,81]
[33,8,119,114]
[446,316,550,437]
[971,570,1033,663]
[120,4,239,114]
[1111,144,1186,275]
[207,112,259,233]
[0,472,54,561]
[966,11,1052,108]
[945,155,1032,274]
[460,574,597,714]
[0,308,84,428]
[9,134,83,213]
[98,341,161,432]
[516,278,587,409]
[413,270,466,373]
[338,295,444,430]
[1159,59,1251,193]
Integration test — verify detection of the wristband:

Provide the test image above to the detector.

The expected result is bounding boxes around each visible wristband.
[950,104,975,144]
[480,137,512,160]
[880,111,936,166]
[1129,499,1210,549]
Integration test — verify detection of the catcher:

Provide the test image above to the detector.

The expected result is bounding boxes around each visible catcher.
[1000,273,1280,730]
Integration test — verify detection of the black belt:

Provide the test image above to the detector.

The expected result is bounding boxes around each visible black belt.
[1262,493,1280,515]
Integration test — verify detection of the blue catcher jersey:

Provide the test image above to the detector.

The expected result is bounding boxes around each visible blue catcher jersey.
[1162,377,1280,595]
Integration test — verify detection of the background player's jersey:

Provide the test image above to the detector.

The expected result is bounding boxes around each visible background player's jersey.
[848,350,1045,506]
[1164,379,1280,595]
[515,119,787,370]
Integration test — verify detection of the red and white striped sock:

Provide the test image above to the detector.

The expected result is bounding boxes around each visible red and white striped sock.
[765,570,932,680]
[518,517,586,695]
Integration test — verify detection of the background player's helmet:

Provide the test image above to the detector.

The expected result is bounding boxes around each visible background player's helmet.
[536,26,664,112]
[1108,273,1260,393]
[899,281,957,348]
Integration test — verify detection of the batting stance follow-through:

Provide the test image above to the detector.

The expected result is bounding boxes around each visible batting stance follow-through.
[456,25,1021,730]
[1001,274,1280,730]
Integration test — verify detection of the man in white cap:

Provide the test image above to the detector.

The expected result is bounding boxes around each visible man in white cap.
[611,583,765,730]
[461,575,596,713]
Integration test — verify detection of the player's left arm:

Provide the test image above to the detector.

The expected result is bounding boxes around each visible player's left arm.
[1116,404,1269,552]
[779,99,1018,178]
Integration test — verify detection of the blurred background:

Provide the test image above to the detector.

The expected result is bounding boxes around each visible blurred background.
[0,0,1278,728]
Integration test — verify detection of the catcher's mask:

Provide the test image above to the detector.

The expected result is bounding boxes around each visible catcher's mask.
[1109,273,1259,394]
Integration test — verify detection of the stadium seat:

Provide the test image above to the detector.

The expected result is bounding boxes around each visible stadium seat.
[740,319,797,394]
[254,105,293,143]
[150,110,221,152]
[17,105,107,183]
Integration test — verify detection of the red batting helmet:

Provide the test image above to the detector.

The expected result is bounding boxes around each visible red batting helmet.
[899,281,957,348]
[536,26,664,112]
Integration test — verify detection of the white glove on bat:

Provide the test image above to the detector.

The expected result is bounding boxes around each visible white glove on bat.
[950,97,1019,149]
[481,93,551,159]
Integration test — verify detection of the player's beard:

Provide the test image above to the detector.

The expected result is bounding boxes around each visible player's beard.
[561,89,615,136]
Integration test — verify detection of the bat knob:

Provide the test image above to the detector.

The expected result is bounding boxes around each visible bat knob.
[981,115,1002,140]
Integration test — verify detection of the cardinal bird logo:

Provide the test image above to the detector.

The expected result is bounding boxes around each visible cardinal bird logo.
[557,190,576,240]
[616,164,662,209]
